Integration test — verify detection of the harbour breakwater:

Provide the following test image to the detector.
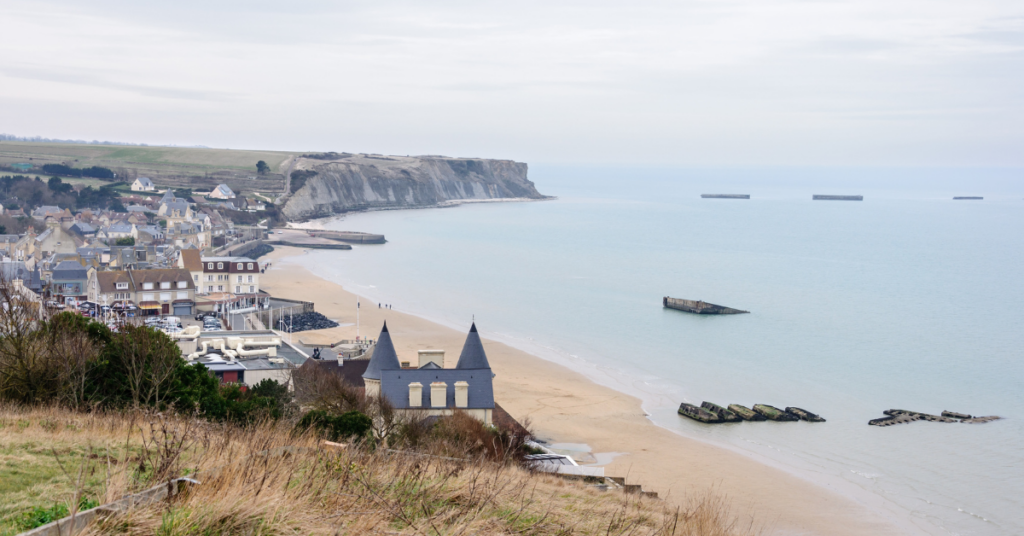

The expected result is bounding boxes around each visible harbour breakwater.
[281,154,546,221]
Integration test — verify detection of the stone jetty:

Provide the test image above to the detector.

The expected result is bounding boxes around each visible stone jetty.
[785,407,826,422]
[869,409,1001,426]
[701,402,741,422]
[701,194,750,199]
[813,195,863,201]
[678,403,721,423]
[953,197,983,200]
[663,297,749,315]
[753,404,800,421]
[727,404,766,421]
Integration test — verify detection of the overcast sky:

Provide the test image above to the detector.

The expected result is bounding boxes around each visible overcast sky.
[1,0,1022,166]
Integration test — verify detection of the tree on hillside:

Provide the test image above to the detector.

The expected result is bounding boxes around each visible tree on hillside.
[256,160,270,174]
[115,237,135,246]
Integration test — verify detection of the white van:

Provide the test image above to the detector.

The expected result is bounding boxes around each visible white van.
[162,316,181,327]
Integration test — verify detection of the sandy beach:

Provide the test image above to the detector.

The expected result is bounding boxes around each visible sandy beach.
[261,246,922,536]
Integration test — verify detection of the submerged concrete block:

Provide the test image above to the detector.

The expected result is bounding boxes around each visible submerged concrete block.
[785,407,826,422]
[728,404,767,421]
[753,404,799,422]
[678,403,722,423]
[701,401,741,422]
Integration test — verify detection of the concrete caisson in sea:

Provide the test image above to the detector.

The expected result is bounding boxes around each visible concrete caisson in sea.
[678,403,721,423]
[813,195,863,201]
[727,404,766,421]
[701,402,741,422]
[663,297,749,315]
[753,404,800,421]
[701,194,750,199]
[869,409,1001,426]
[785,407,826,422]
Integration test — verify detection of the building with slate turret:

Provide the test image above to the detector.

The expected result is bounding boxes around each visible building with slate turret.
[363,321,495,424]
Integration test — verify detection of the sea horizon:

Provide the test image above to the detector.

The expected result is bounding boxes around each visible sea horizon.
[283,165,1023,536]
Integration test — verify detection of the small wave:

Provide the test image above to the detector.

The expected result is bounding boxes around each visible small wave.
[849,470,882,480]
[957,508,990,523]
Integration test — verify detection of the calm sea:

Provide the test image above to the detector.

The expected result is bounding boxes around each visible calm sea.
[288,166,1024,536]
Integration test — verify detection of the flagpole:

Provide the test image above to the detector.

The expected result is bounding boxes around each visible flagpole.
[356,299,360,339]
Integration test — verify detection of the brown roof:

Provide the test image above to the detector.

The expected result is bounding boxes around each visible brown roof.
[131,268,195,289]
[95,270,134,294]
[179,249,202,272]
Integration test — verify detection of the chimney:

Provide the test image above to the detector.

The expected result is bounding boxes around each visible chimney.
[430,382,447,408]
[408,382,423,407]
[454,381,469,408]
[418,349,444,368]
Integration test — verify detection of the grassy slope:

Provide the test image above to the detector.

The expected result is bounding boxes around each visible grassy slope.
[0,142,297,196]
[0,405,752,536]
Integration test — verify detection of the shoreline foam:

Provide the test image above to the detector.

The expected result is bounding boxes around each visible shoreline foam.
[261,244,930,535]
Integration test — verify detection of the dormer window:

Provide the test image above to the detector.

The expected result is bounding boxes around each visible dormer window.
[247,263,253,270]
[207,263,213,269]
[143,282,154,290]
[160,282,171,289]
[177,281,187,289]
[237,263,243,270]
[115,282,128,290]
[217,263,223,269]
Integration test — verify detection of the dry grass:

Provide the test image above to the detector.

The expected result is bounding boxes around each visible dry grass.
[0,405,761,536]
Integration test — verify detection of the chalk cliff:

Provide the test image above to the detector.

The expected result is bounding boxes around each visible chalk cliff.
[281,154,544,221]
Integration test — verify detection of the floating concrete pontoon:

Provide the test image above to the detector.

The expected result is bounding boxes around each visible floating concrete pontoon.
[701,194,750,199]
[727,404,766,421]
[813,195,863,201]
[701,402,741,422]
[870,409,1001,426]
[785,407,826,422]
[962,416,1001,424]
[869,413,920,426]
[953,197,983,200]
[663,297,749,315]
[753,404,799,421]
[678,403,721,423]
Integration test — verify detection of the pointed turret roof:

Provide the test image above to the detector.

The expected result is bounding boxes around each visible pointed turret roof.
[455,323,491,370]
[362,321,401,380]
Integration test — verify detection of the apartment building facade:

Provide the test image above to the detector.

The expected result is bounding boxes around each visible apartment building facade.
[90,268,196,316]
[199,256,261,304]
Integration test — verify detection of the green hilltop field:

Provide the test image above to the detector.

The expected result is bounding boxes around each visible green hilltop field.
[0,141,298,196]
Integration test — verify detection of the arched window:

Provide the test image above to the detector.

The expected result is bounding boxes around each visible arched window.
[237,263,243,270]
